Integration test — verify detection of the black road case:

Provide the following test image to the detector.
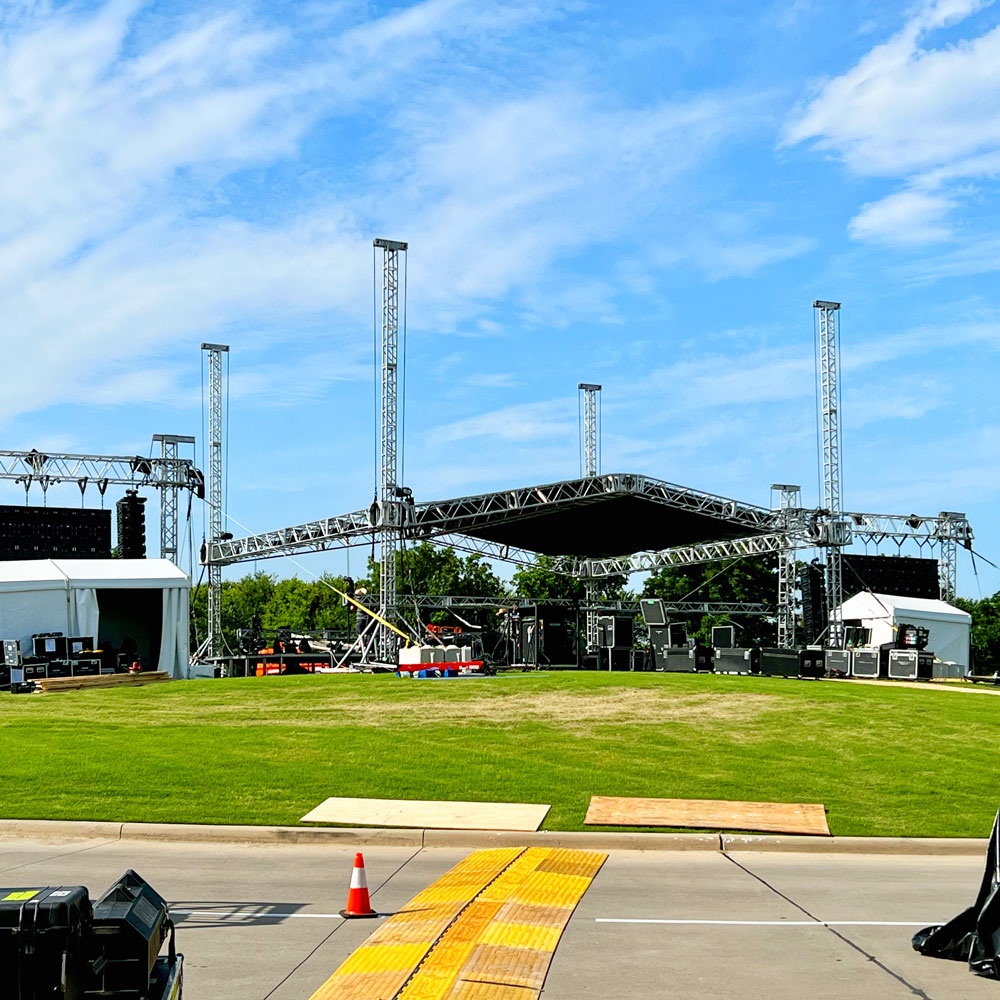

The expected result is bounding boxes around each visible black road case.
[0,884,93,998]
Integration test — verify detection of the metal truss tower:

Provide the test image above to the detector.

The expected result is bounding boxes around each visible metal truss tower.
[153,434,195,562]
[375,239,408,663]
[578,383,601,478]
[814,300,847,647]
[936,511,970,603]
[202,343,229,660]
[771,484,801,649]
[578,383,602,653]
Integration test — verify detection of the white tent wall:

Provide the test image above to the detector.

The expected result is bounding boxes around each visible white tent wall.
[0,559,190,678]
[70,587,99,641]
[837,592,972,673]
[0,588,67,653]
[159,585,190,679]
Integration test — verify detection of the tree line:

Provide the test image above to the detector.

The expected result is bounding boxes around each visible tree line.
[189,543,1000,670]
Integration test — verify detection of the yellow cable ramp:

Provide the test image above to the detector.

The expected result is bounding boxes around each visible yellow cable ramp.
[309,847,607,1000]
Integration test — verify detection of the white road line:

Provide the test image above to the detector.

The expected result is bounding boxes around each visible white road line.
[171,910,347,920]
[595,919,933,927]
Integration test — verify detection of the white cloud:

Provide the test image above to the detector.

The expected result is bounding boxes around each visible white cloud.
[784,0,1000,248]
[390,90,747,314]
[0,0,771,432]
[465,373,520,389]
[426,398,576,446]
[696,235,816,279]
[785,0,997,175]
[848,190,955,245]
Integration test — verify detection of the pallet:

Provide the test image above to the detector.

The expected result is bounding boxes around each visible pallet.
[33,672,171,694]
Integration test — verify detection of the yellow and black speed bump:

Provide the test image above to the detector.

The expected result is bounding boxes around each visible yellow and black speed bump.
[308,847,606,1000]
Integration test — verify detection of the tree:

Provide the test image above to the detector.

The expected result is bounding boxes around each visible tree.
[511,556,628,603]
[642,556,778,646]
[190,571,355,653]
[363,542,507,629]
[955,593,1000,673]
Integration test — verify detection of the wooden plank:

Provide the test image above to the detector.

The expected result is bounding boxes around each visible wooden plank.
[37,676,170,690]
[300,797,551,832]
[584,795,830,836]
[35,672,170,693]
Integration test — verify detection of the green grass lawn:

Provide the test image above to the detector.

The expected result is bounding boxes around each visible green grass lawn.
[0,671,997,836]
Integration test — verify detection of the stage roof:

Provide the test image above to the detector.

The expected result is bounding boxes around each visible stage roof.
[414,473,777,558]
[209,472,781,567]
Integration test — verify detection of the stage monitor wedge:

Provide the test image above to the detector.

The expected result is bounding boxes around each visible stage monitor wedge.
[639,599,666,626]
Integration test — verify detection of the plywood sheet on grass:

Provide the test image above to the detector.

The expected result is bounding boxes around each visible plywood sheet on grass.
[584,795,830,836]
[300,797,551,832]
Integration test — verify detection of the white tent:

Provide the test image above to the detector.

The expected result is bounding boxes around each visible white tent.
[836,591,971,674]
[0,559,190,678]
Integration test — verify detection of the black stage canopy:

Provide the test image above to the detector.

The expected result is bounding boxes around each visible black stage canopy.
[414,473,776,558]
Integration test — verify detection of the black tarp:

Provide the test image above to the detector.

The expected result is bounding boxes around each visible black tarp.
[912,807,1000,979]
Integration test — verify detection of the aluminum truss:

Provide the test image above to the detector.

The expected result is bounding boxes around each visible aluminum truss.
[562,508,973,581]
[772,484,801,649]
[578,383,602,652]
[814,300,847,646]
[202,343,228,661]
[153,434,196,563]
[565,531,800,578]
[403,594,771,615]
[935,512,971,602]
[0,446,203,560]
[374,238,408,663]
[578,383,601,479]
[207,472,777,567]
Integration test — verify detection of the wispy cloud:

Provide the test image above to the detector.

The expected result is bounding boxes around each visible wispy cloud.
[784,0,1000,249]
[847,190,955,245]
[0,0,778,432]
[426,398,576,446]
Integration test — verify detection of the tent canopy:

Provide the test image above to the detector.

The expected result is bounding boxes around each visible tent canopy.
[0,559,190,678]
[0,559,188,590]
[837,591,971,672]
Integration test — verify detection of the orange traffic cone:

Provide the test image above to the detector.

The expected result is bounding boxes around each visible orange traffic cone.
[340,852,378,918]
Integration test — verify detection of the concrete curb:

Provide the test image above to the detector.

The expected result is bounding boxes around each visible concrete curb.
[421,830,720,851]
[720,834,990,855]
[0,819,989,855]
[0,820,125,842]
[120,823,425,847]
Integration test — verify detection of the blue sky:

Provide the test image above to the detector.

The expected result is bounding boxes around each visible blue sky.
[1,0,998,596]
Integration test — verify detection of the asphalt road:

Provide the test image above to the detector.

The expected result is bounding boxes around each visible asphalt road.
[0,835,991,999]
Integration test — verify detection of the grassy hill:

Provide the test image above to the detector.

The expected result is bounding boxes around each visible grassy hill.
[1,671,997,836]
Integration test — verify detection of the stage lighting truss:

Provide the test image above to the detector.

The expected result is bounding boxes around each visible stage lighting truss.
[204,474,972,591]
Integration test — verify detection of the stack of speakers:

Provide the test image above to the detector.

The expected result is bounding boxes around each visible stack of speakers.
[116,491,147,559]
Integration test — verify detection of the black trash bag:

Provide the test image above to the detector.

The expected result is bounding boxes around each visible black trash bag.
[913,806,1000,979]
